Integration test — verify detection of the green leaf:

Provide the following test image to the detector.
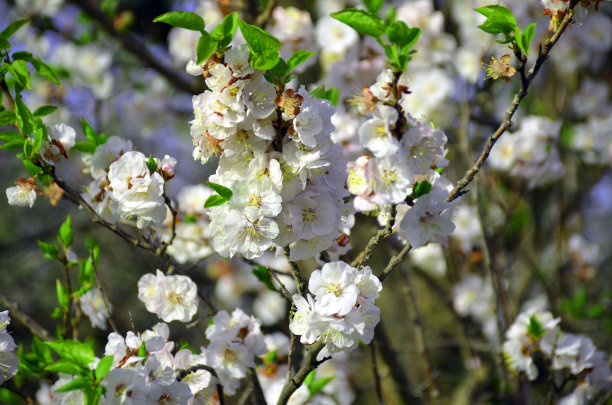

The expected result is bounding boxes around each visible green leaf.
[286,50,316,71]
[252,265,276,292]
[521,23,537,55]
[95,356,114,382]
[0,19,30,41]
[412,181,432,198]
[264,349,279,365]
[73,141,97,154]
[237,19,280,54]
[56,279,69,308]
[207,181,233,200]
[0,387,25,405]
[33,105,58,118]
[251,50,280,70]
[330,8,385,38]
[196,31,217,65]
[153,11,205,31]
[0,139,25,150]
[38,240,60,260]
[22,159,43,175]
[31,336,54,364]
[210,12,238,44]
[81,119,106,146]
[363,0,384,13]
[384,4,396,26]
[269,58,289,77]
[527,315,546,339]
[204,194,229,208]
[386,21,420,49]
[137,341,146,358]
[309,376,334,397]
[309,85,340,106]
[146,154,158,174]
[58,215,73,247]
[304,369,316,387]
[11,51,33,61]
[55,376,92,393]
[45,359,87,376]
[0,38,10,50]
[8,60,31,90]
[15,96,34,135]
[31,59,61,86]
[474,5,517,35]
[0,111,16,126]
[46,340,96,368]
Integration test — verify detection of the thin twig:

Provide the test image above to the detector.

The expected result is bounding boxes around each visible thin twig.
[61,260,74,340]
[0,292,53,341]
[158,192,178,261]
[276,340,325,405]
[247,368,267,405]
[351,205,397,269]
[90,253,118,334]
[446,8,578,203]
[377,242,412,282]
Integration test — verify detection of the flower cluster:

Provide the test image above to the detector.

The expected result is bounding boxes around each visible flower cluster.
[347,69,455,248]
[82,145,175,228]
[0,311,18,385]
[189,43,352,261]
[503,309,611,402]
[204,308,267,395]
[289,261,381,354]
[137,270,198,323]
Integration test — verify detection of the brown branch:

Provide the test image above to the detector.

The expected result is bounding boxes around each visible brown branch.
[276,340,325,405]
[284,247,305,295]
[158,192,177,261]
[351,205,397,269]
[0,292,53,341]
[247,368,267,405]
[446,8,577,203]
[377,242,412,282]
[65,0,204,95]
[370,340,385,405]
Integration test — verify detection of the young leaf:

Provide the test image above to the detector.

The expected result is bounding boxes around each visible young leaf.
[330,8,385,38]
[207,181,233,200]
[33,105,58,118]
[46,340,96,368]
[474,5,517,35]
[412,180,432,198]
[58,215,73,247]
[0,19,30,41]
[363,0,384,14]
[304,369,316,387]
[527,315,547,339]
[309,85,340,106]
[8,60,31,90]
[252,265,276,292]
[237,19,280,54]
[137,341,147,358]
[38,240,60,260]
[0,111,16,126]
[95,356,114,382]
[521,23,537,55]
[153,11,205,32]
[210,12,238,43]
[386,21,420,49]
[54,376,92,393]
[56,279,69,308]
[196,31,217,64]
[45,359,87,376]
[269,58,289,78]
[309,376,334,397]
[30,58,61,86]
[146,154,158,174]
[204,194,229,208]
[286,50,316,71]
[15,96,34,135]
[0,140,25,150]
[251,50,280,70]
